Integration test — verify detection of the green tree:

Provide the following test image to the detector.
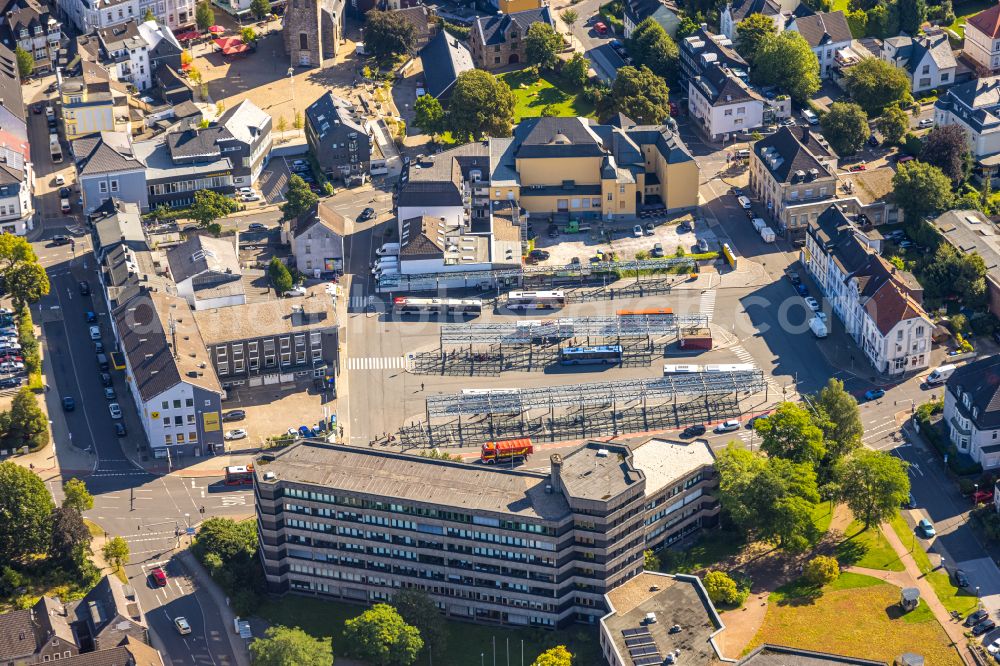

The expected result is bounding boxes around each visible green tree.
[802,555,840,586]
[627,18,679,83]
[703,570,746,605]
[643,548,660,571]
[268,257,293,294]
[280,174,319,221]
[14,46,32,80]
[917,242,987,307]
[559,9,579,29]
[445,70,516,141]
[392,589,447,659]
[844,57,912,115]
[49,506,91,568]
[143,7,156,21]
[877,105,909,145]
[892,160,953,223]
[525,22,562,69]
[562,52,590,88]
[920,124,972,185]
[813,378,863,462]
[62,478,93,512]
[293,111,303,130]
[756,402,826,466]
[190,189,238,227]
[8,387,48,450]
[250,0,271,20]
[364,9,417,59]
[413,94,444,134]
[344,603,423,666]
[102,536,130,571]
[6,261,49,307]
[276,116,288,134]
[531,646,572,666]
[0,234,36,274]
[609,65,670,125]
[240,26,257,44]
[249,625,332,666]
[0,461,54,561]
[752,31,820,102]
[734,13,777,64]
[837,449,910,529]
[820,102,869,156]
[195,2,214,31]
[898,0,926,33]
[845,8,868,37]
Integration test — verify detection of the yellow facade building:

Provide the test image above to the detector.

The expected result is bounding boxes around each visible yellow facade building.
[497,0,543,13]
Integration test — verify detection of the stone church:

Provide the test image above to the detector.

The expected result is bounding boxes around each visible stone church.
[283,0,347,67]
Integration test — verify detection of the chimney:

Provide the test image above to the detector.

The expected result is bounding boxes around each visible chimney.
[549,454,563,491]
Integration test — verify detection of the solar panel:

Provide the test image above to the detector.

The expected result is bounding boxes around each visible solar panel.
[622,627,650,638]
[633,655,662,666]
[628,645,657,657]
[625,637,654,648]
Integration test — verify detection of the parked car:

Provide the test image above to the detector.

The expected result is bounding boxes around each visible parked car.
[795,284,809,297]
[59,187,71,198]
[917,518,936,538]
[804,297,820,311]
[225,428,247,440]
[746,414,770,429]
[593,21,609,35]
[358,207,376,221]
[174,617,192,635]
[974,618,996,636]
[677,221,691,233]
[966,609,990,626]
[680,424,706,438]
[0,377,21,388]
[714,419,741,433]
[298,425,314,438]
[114,422,126,437]
[51,235,70,246]
[89,325,101,340]
[652,243,664,257]
[54,173,64,185]
[236,187,253,196]
[632,225,643,237]
[62,396,75,411]
[242,192,261,202]
[954,569,969,588]
[100,372,112,387]
[0,361,24,372]
[284,285,307,297]
[918,118,934,128]
[529,249,550,261]
[848,163,867,172]
[86,311,97,323]
[644,222,655,235]
[150,567,167,587]
[697,238,709,252]
[864,388,885,401]
[108,402,122,419]
[223,409,246,421]
[104,387,116,400]
[868,134,880,147]
[247,222,267,232]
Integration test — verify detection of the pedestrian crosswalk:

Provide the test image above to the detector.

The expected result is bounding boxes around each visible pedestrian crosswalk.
[346,356,407,370]
[730,344,785,397]
[699,290,717,321]
[863,417,900,446]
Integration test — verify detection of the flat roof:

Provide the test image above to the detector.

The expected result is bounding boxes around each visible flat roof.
[602,571,721,666]
[132,137,232,181]
[256,442,571,521]
[192,284,337,345]
[630,438,715,497]
[557,442,644,502]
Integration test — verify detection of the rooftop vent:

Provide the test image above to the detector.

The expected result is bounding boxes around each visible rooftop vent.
[645,612,657,624]
[596,448,609,457]
[263,471,275,480]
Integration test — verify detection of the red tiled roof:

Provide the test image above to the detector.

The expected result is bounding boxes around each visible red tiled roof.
[967,4,1000,39]
[863,281,928,336]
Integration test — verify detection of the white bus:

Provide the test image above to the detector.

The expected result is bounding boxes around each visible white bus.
[703,364,756,373]
[663,364,700,374]
[506,290,567,311]
[392,297,482,317]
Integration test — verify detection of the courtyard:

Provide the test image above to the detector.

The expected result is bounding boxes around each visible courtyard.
[500,69,595,121]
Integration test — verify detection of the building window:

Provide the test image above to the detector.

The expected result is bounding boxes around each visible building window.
[163,417,170,427]
[99,182,108,193]
[299,33,308,50]
[110,180,119,192]
[173,399,181,408]
[177,433,185,443]
[164,434,172,444]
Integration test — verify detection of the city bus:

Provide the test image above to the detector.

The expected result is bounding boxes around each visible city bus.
[559,345,624,365]
[393,297,483,317]
[616,308,674,316]
[224,465,254,486]
[506,291,567,311]
[703,364,756,373]
[663,364,700,374]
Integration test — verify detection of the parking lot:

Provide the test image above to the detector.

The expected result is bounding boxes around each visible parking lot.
[219,381,336,448]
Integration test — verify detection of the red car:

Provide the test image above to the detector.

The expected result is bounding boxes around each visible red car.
[150,567,167,587]
[848,164,867,172]
[594,21,609,35]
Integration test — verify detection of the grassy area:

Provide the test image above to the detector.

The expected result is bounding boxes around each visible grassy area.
[658,528,745,573]
[84,519,104,539]
[257,596,601,666]
[835,520,905,572]
[500,70,595,122]
[888,513,931,573]
[949,0,995,37]
[747,573,962,664]
[811,500,835,536]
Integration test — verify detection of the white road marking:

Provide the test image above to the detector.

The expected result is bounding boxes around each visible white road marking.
[346,356,407,370]
[698,290,716,321]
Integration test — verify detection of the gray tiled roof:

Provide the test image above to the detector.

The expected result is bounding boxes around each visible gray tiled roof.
[948,355,1000,430]
[692,62,763,106]
[790,11,852,47]
[93,198,145,254]
[516,117,605,159]
[935,76,1000,135]
[74,132,142,176]
[0,608,41,661]
[753,126,835,182]
[305,91,366,139]
[727,0,782,22]
[56,640,163,666]
[473,7,553,47]
[419,30,473,99]
[165,234,240,285]
[166,126,229,160]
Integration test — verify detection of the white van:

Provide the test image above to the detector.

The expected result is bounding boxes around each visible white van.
[376,242,400,257]
[926,364,956,385]
[801,109,819,125]
[737,195,752,210]
[374,256,398,270]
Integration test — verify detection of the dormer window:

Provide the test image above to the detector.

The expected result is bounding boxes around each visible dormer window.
[974,406,979,420]
[963,392,972,410]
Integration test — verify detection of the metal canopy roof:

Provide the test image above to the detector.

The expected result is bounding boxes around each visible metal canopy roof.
[426,371,766,417]
[439,314,711,344]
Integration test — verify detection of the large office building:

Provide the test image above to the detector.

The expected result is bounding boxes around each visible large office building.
[255,437,719,628]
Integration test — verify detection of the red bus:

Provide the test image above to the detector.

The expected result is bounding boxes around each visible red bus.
[224,465,254,486]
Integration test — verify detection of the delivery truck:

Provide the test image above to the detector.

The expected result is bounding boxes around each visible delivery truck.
[760,226,776,242]
[809,316,828,338]
[480,438,533,464]
[926,364,956,385]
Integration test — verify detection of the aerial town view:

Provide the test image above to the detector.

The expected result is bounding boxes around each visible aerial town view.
[5,0,1000,661]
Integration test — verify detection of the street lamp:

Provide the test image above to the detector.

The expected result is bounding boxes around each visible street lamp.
[975,483,980,505]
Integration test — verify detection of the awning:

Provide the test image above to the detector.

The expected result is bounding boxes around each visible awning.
[208,25,225,34]
[175,30,200,40]
[214,37,249,55]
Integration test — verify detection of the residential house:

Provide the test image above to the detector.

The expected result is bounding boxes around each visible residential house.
[255,438,719,627]
[962,3,1000,74]
[285,200,346,276]
[58,60,131,141]
[419,30,473,100]
[83,19,182,92]
[720,0,785,40]
[804,204,931,376]
[679,28,745,84]
[137,0,194,30]
[215,99,273,187]
[91,197,146,262]
[165,234,245,310]
[944,356,1000,469]
[469,7,554,71]
[931,210,1000,317]
[839,165,900,225]
[623,0,680,39]
[193,283,339,390]
[113,288,224,458]
[787,10,852,79]
[59,0,140,33]
[73,131,148,213]
[688,62,766,141]
[72,575,147,651]
[880,28,957,94]
[305,91,374,183]
[0,0,61,75]
[934,75,1000,179]
[390,5,434,48]
[491,0,542,13]
[0,43,33,236]
[749,125,839,241]
[58,639,164,666]
[0,596,80,663]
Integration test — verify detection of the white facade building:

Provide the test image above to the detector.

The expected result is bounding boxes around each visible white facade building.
[934,76,1000,161]
[963,4,1000,74]
[787,11,852,79]
[881,29,957,94]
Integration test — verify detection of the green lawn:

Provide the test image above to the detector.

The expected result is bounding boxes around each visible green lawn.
[500,70,595,122]
[835,520,905,572]
[811,500,835,535]
[949,0,995,37]
[657,528,745,574]
[257,596,601,666]
[748,573,962,664]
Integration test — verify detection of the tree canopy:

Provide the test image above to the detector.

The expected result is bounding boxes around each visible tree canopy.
[0,234,48,307]
[920,125,972,185]
[876,105,909,145]
[268,258,293,295]
[14,47,32,80]
[920,242,987,307]
[525,22,562,69]
[820,102,869,156]
[897,0,926,33]
[344,603,423,666]
[837,449,910,529]
[609,65,671,125]
[49,506,91,570]
[531,646,572,666]
[249,625,333,666]
[627,18,679,83]
[703,570,746,605]
[892,160,953,223]
[414,94,444,135]
[756,402,826,466]
[364,10,417,60]
[844,58,912,115]
[250,0,271,20]
[814,378,863,461]
[752,31,820,102]
[195,2,214,31]
[0,461,53,562]
[392,589,447,659]
[191,189,238,227]
[8,387,48,451]
[562,52,590,88]
[734,13,776,64]
[446,70,516,142]
[281,174,319,221]
[62,478,94,513]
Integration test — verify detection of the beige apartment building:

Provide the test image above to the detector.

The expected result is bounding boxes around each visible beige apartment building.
[255,437,719,628]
